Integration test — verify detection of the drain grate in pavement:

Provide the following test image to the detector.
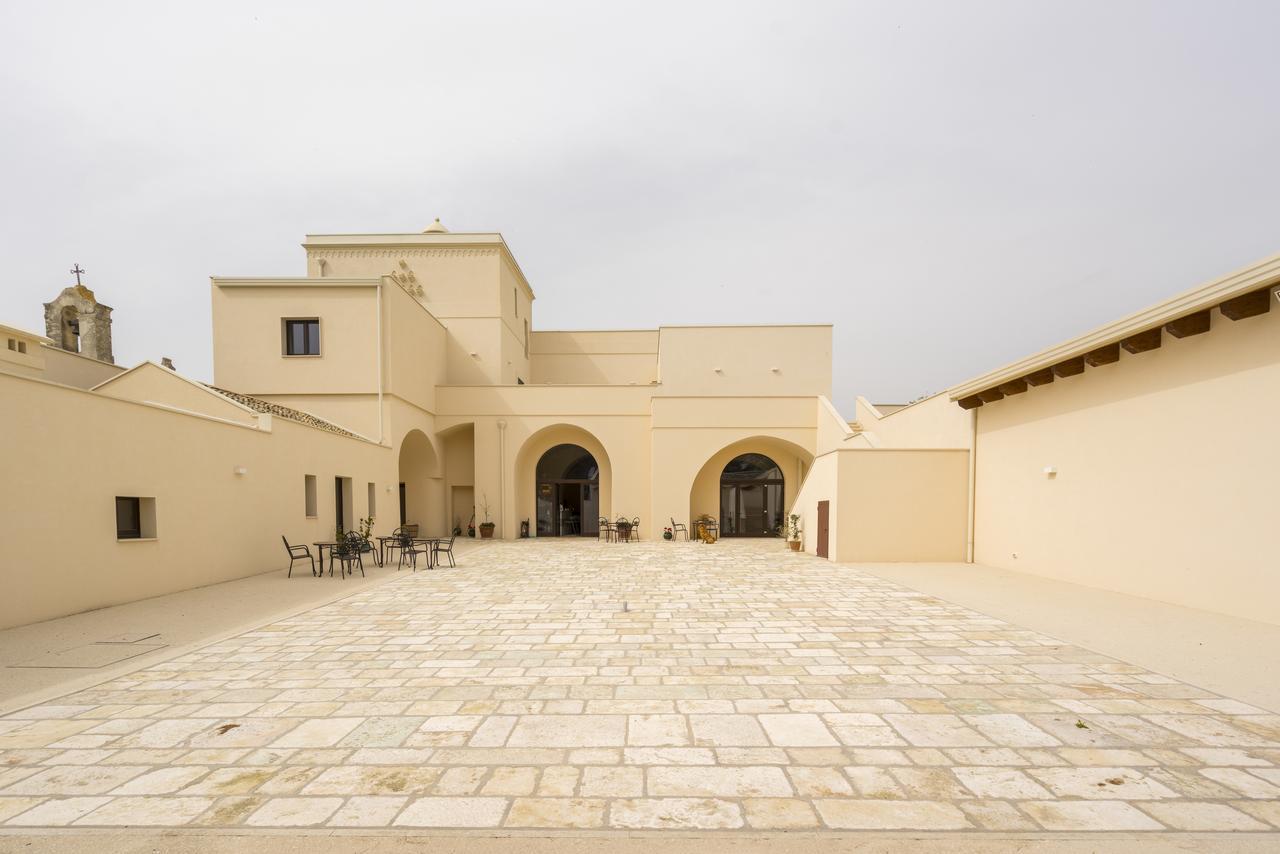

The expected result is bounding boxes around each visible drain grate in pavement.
[12,642,166,669]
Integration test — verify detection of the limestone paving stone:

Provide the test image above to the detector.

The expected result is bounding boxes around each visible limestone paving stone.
[0,539,1277,832]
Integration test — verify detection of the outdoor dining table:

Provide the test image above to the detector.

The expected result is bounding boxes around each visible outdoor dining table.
[312,541,340,576]
[376,535,448,570]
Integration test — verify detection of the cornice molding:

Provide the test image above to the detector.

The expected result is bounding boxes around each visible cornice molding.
[949,250,1280,400]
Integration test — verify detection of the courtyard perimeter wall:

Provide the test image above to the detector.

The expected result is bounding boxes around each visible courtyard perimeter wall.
[0,371,393,630]
[793,448,969,562]
[970,300,1280,626]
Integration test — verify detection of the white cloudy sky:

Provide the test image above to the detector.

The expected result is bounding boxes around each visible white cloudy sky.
[2,0,1278,410]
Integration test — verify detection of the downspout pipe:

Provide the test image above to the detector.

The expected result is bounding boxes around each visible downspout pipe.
[966,406,977,563]
[497,420,508,538]
[376,277,385,445]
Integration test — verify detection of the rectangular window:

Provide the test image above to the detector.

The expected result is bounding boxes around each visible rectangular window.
[304,474,318,517]
[283,319,321,356]
[17,341,25,354]
[6,338,15,351]
[523,319,529,359]
[367,481,376,519]
[115,496,156,540]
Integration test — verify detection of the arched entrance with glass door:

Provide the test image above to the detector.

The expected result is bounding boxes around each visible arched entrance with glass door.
[536,444,600,537]
[719,453,785,537]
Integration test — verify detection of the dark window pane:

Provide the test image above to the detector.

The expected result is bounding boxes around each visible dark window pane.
[305,321,320,354]
[116,497,141,539]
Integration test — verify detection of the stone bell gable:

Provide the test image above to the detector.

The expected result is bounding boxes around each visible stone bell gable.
[43,284,114,364]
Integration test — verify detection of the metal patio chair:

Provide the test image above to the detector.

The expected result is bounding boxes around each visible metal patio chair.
[670,518,688,541]
[432,535,457,568]
[333,531,366,579]
[282,536,315,577]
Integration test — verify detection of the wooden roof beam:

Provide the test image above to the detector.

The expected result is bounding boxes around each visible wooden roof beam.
[1121,327,1162,354]
[1024,367,1055,386]
[977,387,1006,403]
[1165,309,1210,339]
[1219,287,1273,321]
[1084,343,1120,366]
[997,378,1028,396]
[957,395,983,410]
[1051,356,1085,378]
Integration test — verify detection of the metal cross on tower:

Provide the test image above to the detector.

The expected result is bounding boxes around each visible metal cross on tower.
[70,263,85,286]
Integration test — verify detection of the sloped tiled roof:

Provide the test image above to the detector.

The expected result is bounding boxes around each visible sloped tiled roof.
[206,386,363,439]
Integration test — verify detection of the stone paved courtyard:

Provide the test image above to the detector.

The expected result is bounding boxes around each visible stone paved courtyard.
[1,539,1279,834]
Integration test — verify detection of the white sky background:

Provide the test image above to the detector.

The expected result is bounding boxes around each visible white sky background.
[2,0,1278,411]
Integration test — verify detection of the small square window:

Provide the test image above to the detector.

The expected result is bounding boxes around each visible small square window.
[17,341,26,354]
[116,496,156,539]
[283,319,321,356]
[6,338,15,351]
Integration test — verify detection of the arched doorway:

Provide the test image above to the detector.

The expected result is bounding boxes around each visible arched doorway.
[398,429,442,533]
[720,453,784,537]
[536,444,600,536]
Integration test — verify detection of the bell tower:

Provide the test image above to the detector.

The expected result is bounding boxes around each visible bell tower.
[43,265,114,364]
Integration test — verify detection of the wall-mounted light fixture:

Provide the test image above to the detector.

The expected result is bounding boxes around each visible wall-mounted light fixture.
[713,367,722,373]
[234,466,248,476]
[770,366,780,373]
[1043,466,1057,478]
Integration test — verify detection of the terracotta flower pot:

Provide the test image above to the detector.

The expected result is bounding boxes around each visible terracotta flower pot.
[788,540,801,551]
[479,524,495,539]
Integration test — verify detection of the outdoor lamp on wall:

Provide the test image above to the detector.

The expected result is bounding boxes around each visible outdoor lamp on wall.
[234,466,248,476]
[1043,466,1057,478]
[713,366,722,373]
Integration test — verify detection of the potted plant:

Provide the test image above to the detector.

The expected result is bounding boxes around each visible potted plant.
[467,514,475,538]
[357,516,375,553]
[787,514,802,551]
[452,517,463,537]
[663,526,673,541]
[478,493,496,539]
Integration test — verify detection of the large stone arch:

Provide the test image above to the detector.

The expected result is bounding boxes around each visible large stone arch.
[514,424,613,538]
[687,435,815,537]
[398,428,444,533]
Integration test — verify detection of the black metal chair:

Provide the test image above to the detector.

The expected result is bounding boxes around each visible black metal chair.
[631,517,641,541]
[599,517,614,542]
[398,532,426,571]
[333,531,366,579]
[384,526,412,566]
[670,518,688,541]
[432,535,456,568]
[615,517,633,542]
[282,536,315,577]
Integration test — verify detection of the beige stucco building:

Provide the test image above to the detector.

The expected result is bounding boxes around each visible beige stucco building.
[1,222,1276,631]
[1,222,845,629]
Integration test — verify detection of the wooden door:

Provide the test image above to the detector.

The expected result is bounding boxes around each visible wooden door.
[817,500,830,559]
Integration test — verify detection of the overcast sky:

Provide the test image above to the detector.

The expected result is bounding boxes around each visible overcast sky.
[2,0,1278,411]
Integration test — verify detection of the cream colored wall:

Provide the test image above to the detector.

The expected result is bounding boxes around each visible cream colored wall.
[657,326,832,397]
[792,451,839,557]
[529,331,659,385]
[442,318,504,385]
[500,257,532,383]
[973,304,1280,625]
[211,281,380,395]
[836,449,970,562]
[0,331,46,377]
[252,393,382,440]
[95,363,259,427]
[855,393,972,449]
[384,280,447,414]
[0,372,393,630]
[41,346,125,388]
[442,425,475,531]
